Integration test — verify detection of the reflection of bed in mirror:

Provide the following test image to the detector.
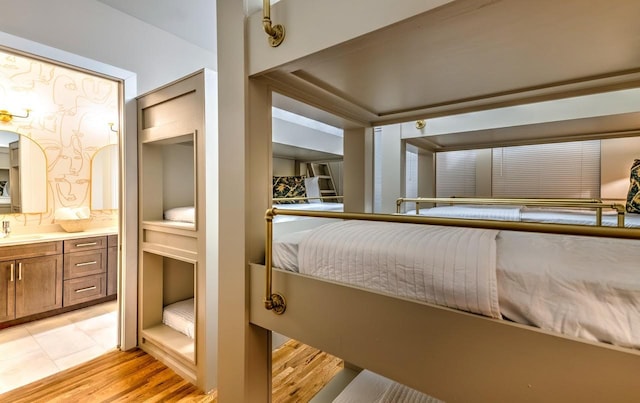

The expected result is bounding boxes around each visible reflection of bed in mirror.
[272,175,343,223]
[397,197,640,228]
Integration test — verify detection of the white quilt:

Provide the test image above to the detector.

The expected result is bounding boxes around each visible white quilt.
[298,221,501,318]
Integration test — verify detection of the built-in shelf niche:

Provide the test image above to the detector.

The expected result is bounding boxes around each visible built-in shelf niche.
[140,251,196,366]
[141,133,196,229]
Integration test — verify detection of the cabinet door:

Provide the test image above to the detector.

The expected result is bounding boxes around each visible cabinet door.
[15,255,63,318]
[0,260,16,322]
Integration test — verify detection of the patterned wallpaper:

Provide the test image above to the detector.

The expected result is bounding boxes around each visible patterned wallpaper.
[0,49,119,230]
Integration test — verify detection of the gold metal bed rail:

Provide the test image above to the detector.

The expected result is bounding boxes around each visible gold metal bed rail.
[263,208,640,315]
[395,197,627,227]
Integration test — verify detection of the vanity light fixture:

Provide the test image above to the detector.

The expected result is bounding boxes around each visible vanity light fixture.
[0,109,30,123]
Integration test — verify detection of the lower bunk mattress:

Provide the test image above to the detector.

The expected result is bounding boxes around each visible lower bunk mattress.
[162,298,195,339]
[332,369,441,403]
[272,220,640,349]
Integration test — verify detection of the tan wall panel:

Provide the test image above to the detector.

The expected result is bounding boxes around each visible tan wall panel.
[601,137,640,200]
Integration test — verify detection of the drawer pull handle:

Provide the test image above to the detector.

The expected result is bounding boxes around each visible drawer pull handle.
[75,242,98,247]
[9,263,14,282]
[75,286,97,293]
[75,261,98,267]
[18,262,22,281]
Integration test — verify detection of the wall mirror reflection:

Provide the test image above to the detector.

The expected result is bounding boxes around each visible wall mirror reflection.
[91,144,119,210]
[0,130,47,214]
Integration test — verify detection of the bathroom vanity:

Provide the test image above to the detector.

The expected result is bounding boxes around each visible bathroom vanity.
[0,229,117,327]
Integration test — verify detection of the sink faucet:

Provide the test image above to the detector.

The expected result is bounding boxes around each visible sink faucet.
[1,221,10,238]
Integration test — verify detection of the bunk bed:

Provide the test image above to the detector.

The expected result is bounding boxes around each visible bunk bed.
[237,0,640,401]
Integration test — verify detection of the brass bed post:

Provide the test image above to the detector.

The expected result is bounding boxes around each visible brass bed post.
[264,208,286,314]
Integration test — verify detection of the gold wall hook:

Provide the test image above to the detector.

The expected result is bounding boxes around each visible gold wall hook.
[415,120,426,130]
[263,0,285,47]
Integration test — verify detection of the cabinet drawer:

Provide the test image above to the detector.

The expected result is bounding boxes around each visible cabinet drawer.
[63,274,106,306]
[64,250,106,279]
[63,236,107,253]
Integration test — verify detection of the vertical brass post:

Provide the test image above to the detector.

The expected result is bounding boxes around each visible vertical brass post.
[263,0,285,47]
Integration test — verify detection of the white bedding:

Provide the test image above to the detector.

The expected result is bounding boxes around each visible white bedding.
[273,221,640,348]
[406,205,522,221]
[273,202,344,223]
[164,206,195,223]
[162,298,195,339]
[333,370,441,403]
[405,205,640,227]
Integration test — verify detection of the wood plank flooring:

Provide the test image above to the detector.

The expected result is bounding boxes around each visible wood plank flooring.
[0,339,343,402]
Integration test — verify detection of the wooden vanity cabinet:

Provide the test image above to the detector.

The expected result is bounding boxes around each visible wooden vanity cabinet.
[0,241,64,323]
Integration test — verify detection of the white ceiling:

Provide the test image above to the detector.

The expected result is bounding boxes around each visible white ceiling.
[96,0,217,53]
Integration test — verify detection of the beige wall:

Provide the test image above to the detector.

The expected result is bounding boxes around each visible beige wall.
[273,157,296,176]
[601,136,640,201]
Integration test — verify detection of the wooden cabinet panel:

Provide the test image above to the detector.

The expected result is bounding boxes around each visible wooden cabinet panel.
[108,234,118,248]
[64,250,106,279]
[0,260,16,322]
[15,255,63,318]
[63,236,107,253]
[0,241,62,259]
[63,274,106,306]
[107,246,117,296]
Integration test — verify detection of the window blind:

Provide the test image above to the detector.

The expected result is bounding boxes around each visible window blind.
[436,150,477,197]
[492,140,600,198]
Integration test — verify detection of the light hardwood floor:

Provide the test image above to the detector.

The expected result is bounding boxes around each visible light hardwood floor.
[0,339,343,402]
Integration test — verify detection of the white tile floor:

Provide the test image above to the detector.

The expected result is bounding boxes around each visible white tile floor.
[0,300,118,395]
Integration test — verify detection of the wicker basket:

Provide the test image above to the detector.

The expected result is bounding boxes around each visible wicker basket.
[57,218,91,233]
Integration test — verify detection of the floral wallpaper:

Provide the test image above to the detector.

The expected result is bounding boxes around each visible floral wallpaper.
[0,49,119,230]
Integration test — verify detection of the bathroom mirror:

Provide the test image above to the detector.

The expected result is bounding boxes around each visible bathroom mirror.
[91,144,119,210]
[0,130,47,214]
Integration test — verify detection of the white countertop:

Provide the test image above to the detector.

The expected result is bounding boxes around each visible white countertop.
[0,227,118,247]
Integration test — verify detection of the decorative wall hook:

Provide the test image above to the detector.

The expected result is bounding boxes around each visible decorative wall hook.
[415,120,426,130]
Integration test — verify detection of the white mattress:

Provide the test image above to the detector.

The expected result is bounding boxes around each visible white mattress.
[273,222,640,349]
[273,202,344,223]
[405,205,640,227]
[332,370,442,403]
[406,205,522,221]
[164,206,195,223]
[162,298,195,339]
